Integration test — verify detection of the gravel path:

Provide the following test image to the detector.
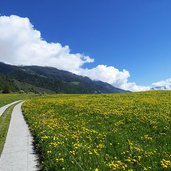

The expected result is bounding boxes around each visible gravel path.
[0,102,38,171]
[0,100,22,117]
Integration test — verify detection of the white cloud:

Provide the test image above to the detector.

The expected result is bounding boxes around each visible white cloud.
[0,15,93,72]
[0,15,149,92]
[152,78,171,90]
[78,65,150,91]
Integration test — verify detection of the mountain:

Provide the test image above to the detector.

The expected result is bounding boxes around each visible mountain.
[0,62,127,94]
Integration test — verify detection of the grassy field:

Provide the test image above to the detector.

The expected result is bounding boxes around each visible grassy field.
[0,93,37,107]
[0,104,16,155]
[22,91,171,171]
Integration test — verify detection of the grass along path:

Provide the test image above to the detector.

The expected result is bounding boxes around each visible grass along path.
[0,94,38,159]
[0,102,38,171]
[0,93,38,108]
[0,100,22,117]
[0,104,16,156]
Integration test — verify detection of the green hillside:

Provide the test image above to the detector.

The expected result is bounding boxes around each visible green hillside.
[0,75,18,93]
[0,62,127,94]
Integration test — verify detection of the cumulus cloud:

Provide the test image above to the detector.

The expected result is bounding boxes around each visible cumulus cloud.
[78,65,150,91]
[152,78,171,90]
[0,15,149,91]
[0,15,94,72]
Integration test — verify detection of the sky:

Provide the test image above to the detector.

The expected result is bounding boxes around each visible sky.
[0,0,171,91]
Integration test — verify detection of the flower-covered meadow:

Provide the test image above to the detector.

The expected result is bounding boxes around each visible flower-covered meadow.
[22,91,171,171]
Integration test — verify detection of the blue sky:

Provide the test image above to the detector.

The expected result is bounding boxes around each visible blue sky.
[0,0,171,90]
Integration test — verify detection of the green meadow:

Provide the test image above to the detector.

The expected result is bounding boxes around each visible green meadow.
[22,91,171,171]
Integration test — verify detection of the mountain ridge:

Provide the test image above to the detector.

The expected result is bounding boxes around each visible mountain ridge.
[0,62,127,94]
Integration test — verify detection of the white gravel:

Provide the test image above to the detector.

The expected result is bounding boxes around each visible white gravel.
[0,102,38,171]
